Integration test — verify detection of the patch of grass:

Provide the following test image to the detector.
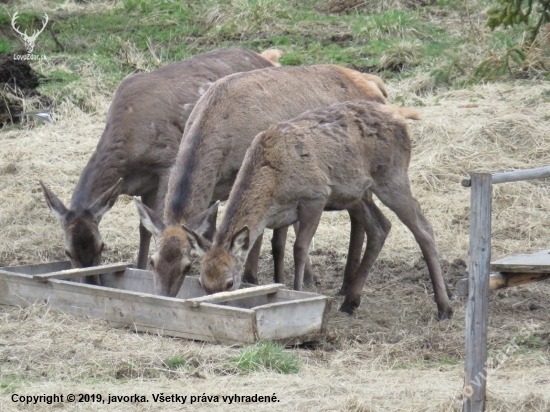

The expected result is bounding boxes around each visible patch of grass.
[440,355,458,366]
[390,359,426,370]
[232,341,300,374]
[379,40,425,71]
[164,357,187,369]
[0,39,11,54]
[516,334,548,350]
[431,57,466,86]
[357,9,417,38]
[0,376,19,394]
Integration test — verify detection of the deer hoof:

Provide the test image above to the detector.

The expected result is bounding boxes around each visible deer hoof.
[303,273,320,286]
[437,307,453,321]
[339,297,360,314]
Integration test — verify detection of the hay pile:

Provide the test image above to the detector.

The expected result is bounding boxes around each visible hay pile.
[1,76,550,410]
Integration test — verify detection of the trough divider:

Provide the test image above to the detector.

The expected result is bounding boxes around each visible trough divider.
[33,263,130,282]
[187,284,285,307]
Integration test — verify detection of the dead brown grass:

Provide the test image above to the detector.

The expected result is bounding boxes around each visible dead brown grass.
[1,78,550,410]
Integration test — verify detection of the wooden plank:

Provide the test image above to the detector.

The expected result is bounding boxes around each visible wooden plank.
[100,270,207,300]
[0,261,71,275]
[490,250,550,273]
[488,272,550,290]
[456,271,550,296]
[187,284,285,307]
[0,270,256,344]
[32,263,130,281]
[464,173,492,412]
[254,296,328,341]
[215,288,332,310]
[461,165,550,187]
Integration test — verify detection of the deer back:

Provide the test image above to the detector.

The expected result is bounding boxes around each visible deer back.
[213,101,415,251]
[71,47,279,208]
[165,64,388,223]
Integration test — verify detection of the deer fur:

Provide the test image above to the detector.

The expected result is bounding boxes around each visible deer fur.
[187,100,453,320]
[136,64,389,298]
[40,47,282,279]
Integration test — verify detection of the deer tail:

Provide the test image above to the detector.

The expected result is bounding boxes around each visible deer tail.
[260,49,284,66]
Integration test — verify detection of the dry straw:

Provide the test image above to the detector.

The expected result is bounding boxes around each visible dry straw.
[1,73,550,409]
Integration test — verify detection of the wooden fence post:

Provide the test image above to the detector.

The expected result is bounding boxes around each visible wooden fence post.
[463,173,492,412]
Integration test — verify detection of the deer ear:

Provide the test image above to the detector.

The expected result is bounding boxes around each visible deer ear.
[230,226,249,257]
[181,224,211,256]
[134,197,165,240]
[89,178,122,221]
[39,180,69,224]
[188,200,219,241]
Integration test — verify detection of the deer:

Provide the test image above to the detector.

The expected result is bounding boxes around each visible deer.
[183,100,453,320]
[134,64,390,298]
[11,11,48,54]
[39,47,283,283]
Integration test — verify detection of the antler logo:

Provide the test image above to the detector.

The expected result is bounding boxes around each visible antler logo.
[11,11,48,54]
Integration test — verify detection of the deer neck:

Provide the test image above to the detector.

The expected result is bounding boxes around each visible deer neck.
[164,126,228,226]
[214,159,276,252]
[70,127,127,211]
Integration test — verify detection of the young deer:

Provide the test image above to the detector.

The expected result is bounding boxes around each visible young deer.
[135,65,389,298]
[39,47,282,278]
[185,100,453,320]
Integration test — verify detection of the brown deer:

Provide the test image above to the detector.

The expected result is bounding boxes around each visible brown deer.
[39,47,282,279]
[184,100,453,320]
[135,64,389,298]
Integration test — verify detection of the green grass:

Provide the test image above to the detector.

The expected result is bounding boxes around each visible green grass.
[0,38,10,54]
[516,334,548,350]
[0,375,19,394]
[0,0,547,109]
[164,357,187,369]
[232,341,300,374]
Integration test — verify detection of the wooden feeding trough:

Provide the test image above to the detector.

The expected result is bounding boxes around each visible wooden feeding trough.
[455,249,550,296]
[0,261,331,345]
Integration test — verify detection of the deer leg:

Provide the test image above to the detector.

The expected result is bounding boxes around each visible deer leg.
[372,176,453,320]
[340,194,391,314]
[293,203,324,291]
[292,222,319,286]
[338,214,366,295]
[271,226,288,284]
[137,189,158,269]
[243,232,263,284]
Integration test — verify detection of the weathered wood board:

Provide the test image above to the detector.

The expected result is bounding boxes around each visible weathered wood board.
[490,249,550,273]
[0,261,330,345]
[455,249,550,296]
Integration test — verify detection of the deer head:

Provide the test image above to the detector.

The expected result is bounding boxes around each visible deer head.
[39,179,122,268]
[12,11,48,54]
[134,198,219,297]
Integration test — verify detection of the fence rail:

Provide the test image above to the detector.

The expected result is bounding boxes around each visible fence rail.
[461,165,550,187]
[463,165,550,412]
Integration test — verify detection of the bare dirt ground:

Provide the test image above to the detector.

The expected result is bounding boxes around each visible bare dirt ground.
[1,77,550,411]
